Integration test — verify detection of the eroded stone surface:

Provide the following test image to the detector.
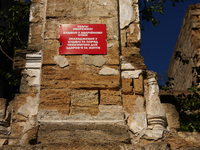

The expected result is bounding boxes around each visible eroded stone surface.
[128,113,147,134]
[71,90,99,106]
[120,0,134,29]
[82,55,106,67]
[17,96,39,118]
[121,63,135,70]
[178,132,200,143]
[54,56,69,68]
[99,67,119,75]
[122,70,142,79]
[162,103,180,131]
[0,98,6,120]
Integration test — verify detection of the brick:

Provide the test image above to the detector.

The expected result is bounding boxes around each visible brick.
[100,90,121,105]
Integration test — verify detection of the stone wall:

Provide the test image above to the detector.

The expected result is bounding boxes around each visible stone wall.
[0,0,174,148]
[168,3,200,91]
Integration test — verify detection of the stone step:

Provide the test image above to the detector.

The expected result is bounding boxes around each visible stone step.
[37,122,131,145]
[0,142,172,150]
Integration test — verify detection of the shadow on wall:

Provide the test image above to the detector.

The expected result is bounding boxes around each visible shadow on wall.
[0,79,3,97]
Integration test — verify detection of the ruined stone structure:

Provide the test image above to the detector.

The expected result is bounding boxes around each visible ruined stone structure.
[1,1,200,149]
[168,3,200,91]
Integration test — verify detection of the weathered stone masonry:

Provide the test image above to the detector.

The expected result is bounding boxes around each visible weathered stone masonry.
[168,3,200,91]
[0,0,173,148]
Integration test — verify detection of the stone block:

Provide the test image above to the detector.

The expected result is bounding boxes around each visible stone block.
[82,55,106,67]
[41,65,120,89]
[121,62,135,70]
[40,89,71,113]
[122,70,142,79]
[37,123,130,144]
[65,0,89,18]
[121,55,146,70]
[28,36,44,51]
[46,0,67,17]
[106,17,119,40]
[162,103,180,130]
[71,90,99,106]
[99,66,119,75]
[17,96,39,118]
[105,41,119,65]
[29,23,43,37]
[44,19,59,39]
[120,30,127,47]
[54,56,69,68]
[100,90,121,105]
[127,24,141,46]
[178,132,200,143]
[122,78,133,94]
[0,98,7,120]
[29,3,44,23]
[128,112,147,134]
[120,0,134,29]
[133,96,145,113]
[134,75,144,95]
[88,0,117,17]
[122,95,138,114]
[44,17,119,40]
[99,105,123,113]
[43,40,60,65]
[121,47,140,56]
[70,106,99,116]
[98,105,124,121]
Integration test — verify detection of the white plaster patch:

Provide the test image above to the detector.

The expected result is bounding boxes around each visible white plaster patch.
[99,67,119,75]
[128,113,147,134]
[54,56,69,68]
[120,0,133,28]
[82,55,106,67]
[122,70,142,78]
[26,69,41,86]
[18,96,39,118]
[121,63,135,70]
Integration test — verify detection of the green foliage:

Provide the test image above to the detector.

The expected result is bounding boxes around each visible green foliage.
[139,0,187,27]
[0,2,30,50]
[0,2,30,100]
[177,86,200,132]
[164,51,200,132]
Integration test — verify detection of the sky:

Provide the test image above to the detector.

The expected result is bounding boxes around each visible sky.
[140,0,200,78]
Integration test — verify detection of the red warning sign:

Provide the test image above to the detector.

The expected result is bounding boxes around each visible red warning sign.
[59,24,107,55]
